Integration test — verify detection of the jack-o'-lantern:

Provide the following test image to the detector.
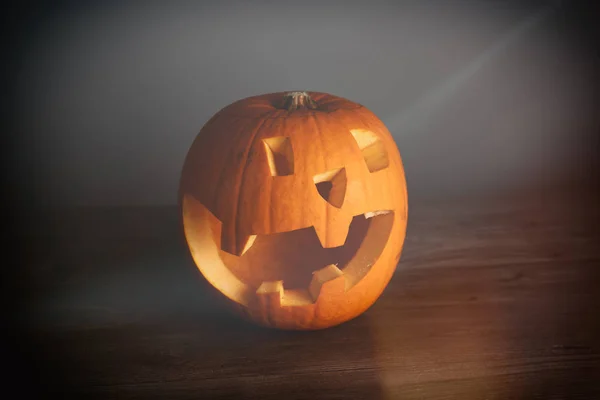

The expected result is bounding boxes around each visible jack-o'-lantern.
[179,91,408,330]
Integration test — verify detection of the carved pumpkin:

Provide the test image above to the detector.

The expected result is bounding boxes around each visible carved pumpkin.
[179,91,408,330]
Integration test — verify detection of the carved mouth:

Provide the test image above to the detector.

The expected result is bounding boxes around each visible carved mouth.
[182,195,395,307]
[218,210,395,306]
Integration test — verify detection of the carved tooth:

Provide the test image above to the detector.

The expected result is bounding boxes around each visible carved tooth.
[221,232,257,256]
[256,280,284,295]
[309,264,344,302]
[256,281,284,322]
[313,215,352,249]
[256,280,284,308]
[241,234,257,255]
[364,210,391,219]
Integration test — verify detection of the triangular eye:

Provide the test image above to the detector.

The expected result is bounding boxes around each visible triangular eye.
[263,137,294,176]
[350,129,389,173]
[313,167,347,208]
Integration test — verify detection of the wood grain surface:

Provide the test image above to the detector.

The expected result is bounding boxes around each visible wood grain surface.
[13,186,600,399]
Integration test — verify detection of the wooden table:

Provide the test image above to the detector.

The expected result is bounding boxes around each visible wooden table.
[15,186,599,399]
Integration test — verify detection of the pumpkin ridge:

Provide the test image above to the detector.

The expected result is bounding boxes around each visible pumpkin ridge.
[208,115,246,211]
[310,112,330,245]
[231,116,271,256]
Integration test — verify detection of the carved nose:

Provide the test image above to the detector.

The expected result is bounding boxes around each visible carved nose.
[312,167,350,248]
[313,167,347,209]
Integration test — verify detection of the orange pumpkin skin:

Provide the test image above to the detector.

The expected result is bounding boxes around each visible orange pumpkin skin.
[179,91,408,330]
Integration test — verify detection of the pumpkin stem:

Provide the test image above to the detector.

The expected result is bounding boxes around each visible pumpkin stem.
[283,91,318,111]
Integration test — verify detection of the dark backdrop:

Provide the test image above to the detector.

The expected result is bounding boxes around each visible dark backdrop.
[5,0,599,208]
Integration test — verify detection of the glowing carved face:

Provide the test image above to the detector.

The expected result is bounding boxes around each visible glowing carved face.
[180,92,408,330]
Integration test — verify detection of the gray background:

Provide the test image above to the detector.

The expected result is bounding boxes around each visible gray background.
[12,0,598,206]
